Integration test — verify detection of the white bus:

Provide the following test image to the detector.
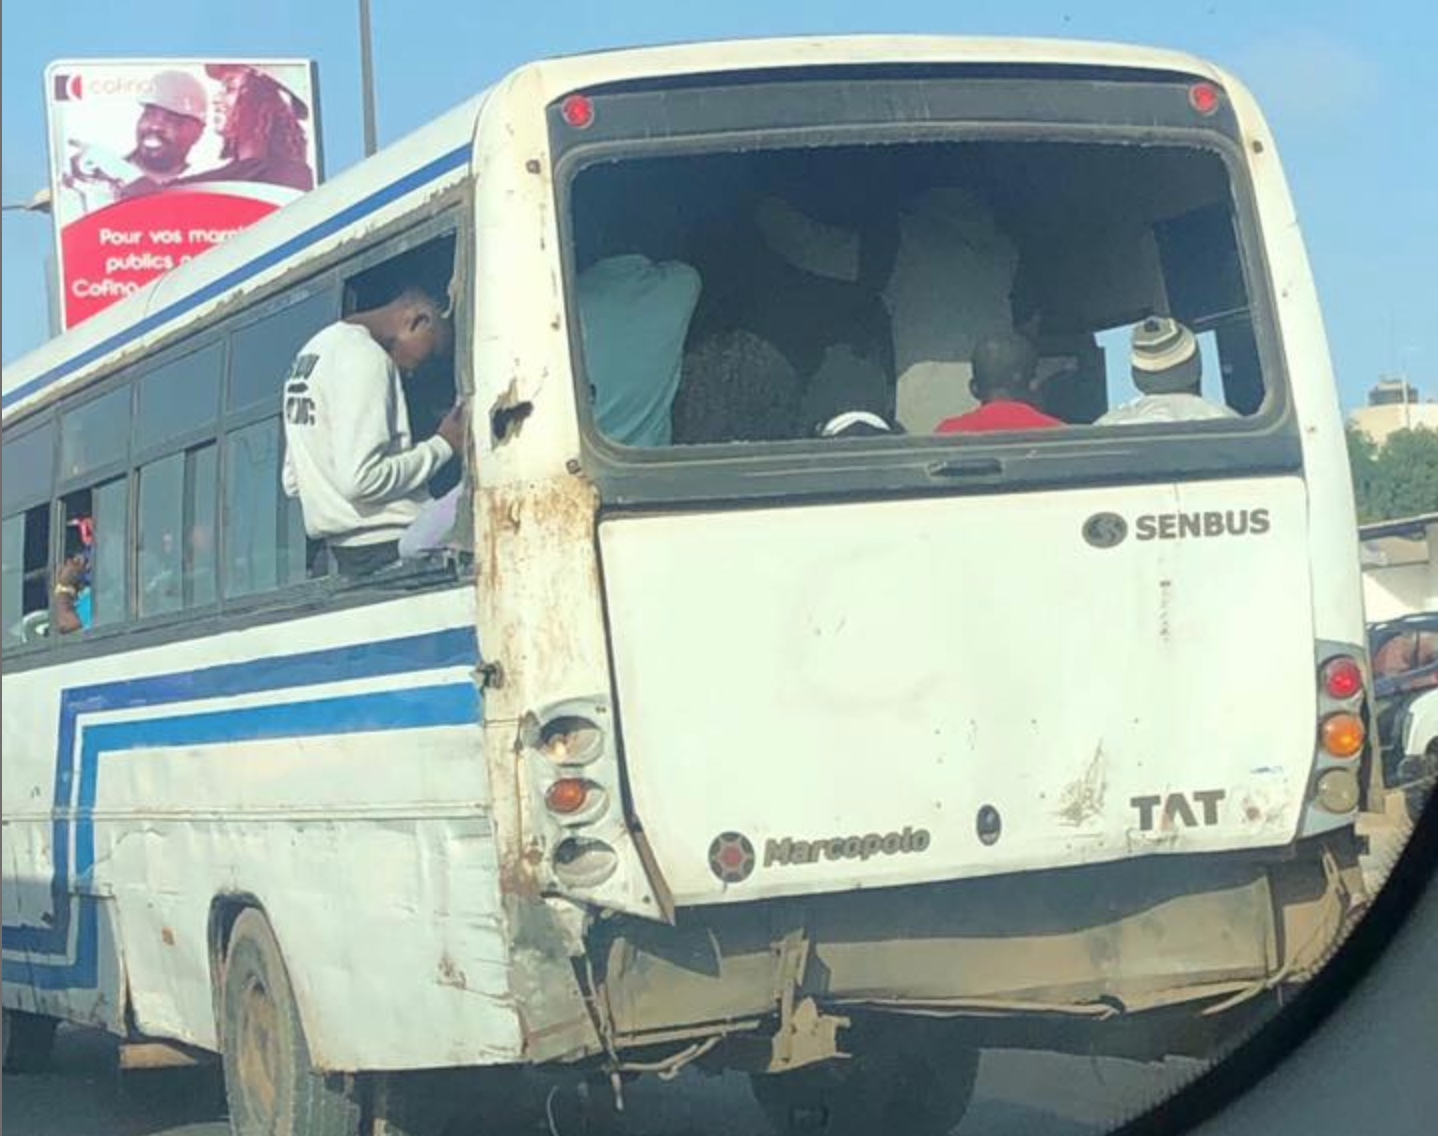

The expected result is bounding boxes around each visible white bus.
[2,36,1377,1136]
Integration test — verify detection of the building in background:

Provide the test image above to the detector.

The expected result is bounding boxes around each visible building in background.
[1348,377,1438,444]
[1361,511,1438,620]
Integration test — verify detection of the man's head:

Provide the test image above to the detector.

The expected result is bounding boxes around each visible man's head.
[132,71,207,175]
[375,286,452,374]
[1131,316,1201,395]
[971,332,1040,405]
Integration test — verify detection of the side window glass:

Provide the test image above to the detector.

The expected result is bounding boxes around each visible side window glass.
[136,344,222,453]
[2,421,55,514]
[223,419,306,598]
[137,453,184,617]
[228,290,336,412]
[137,443,219,617]
[189,445,219,607]
[58,478,128,633]
[1,514,22,644]
[60,387,130,482]
[2,506,52,646]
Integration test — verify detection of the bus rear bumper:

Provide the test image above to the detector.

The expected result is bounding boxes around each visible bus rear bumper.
[589,831,1366,1064]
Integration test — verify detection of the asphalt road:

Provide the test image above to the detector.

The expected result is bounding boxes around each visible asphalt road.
[1,1025,1207,1136]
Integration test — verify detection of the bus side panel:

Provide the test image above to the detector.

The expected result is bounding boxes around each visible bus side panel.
[1225,76,1364,652]
[0,590,529,1071]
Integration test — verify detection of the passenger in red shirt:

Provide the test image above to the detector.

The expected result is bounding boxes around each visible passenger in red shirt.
[935,333,1064,434]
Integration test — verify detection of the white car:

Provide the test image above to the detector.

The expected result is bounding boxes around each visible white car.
[1394,688,1438,819]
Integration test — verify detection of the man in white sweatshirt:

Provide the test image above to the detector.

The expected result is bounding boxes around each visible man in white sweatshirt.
[281,285,465,576]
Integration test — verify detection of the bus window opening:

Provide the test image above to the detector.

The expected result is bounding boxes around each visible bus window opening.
[568,140,1269,448]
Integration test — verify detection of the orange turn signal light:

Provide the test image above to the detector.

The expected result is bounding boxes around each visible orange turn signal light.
[545,778,592,815]
[1319,712,1365,759]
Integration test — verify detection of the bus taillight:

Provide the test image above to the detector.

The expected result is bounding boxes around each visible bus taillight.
[1319,713,1365,759]
[1320,656,1365,701]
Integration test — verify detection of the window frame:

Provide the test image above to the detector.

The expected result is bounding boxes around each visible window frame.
[551,103,1301,508]
[0,194,474,673]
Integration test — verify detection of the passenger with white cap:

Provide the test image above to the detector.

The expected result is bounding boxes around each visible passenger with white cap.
[1099,316,1238,425]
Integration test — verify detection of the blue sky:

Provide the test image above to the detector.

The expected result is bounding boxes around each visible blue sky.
[3,1,1432,411]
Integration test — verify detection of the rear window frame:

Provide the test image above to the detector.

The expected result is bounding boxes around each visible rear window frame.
[550,76,1301,509]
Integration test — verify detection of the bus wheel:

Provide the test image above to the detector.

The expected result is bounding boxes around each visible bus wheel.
[749,1023,979,1136]
[2,1009,59,1073]
[220,909,362,1136]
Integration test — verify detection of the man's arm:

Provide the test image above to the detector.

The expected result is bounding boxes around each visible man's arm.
[52,555,86,635]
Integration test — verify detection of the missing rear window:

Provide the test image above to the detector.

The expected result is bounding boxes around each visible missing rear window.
[567,139,1266,449]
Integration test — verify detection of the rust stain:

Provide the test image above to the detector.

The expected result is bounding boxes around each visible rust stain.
[160,927,175,946]
[1056,745,1108,826]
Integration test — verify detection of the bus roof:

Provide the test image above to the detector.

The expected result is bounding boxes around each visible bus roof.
[2,35,1231,422]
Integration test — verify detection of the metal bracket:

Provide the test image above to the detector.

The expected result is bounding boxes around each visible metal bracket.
[767,928,847,1072]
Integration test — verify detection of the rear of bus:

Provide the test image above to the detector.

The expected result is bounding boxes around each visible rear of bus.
[486,39,1373,1083]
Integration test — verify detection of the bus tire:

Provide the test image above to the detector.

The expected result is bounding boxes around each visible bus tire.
[2,1009,59,1073]
[220,909,362,1136]
[749,1024,979,1136]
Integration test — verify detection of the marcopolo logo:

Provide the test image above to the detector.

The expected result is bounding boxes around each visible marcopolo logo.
[708,831,757,884]
[764,826,932,868]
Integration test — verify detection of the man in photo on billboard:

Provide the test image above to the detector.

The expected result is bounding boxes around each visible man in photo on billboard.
[60,70,208,211]
[119,71,208,198]
[175,64,314,191]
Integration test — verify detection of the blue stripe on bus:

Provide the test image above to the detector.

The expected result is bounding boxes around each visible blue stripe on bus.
[1,143,470,412]
[8,683,480,990]
[1,626,481,989]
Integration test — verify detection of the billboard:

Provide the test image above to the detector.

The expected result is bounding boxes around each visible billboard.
[44,59,322,329]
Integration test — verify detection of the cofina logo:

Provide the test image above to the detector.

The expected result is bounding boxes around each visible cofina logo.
[52,73,84,101]
[53,72,162,103]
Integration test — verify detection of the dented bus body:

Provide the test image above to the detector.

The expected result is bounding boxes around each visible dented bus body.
[2,36,1372,1133]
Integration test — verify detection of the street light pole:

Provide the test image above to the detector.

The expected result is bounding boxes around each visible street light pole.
[359,0,379,157]
[1,187,52,214]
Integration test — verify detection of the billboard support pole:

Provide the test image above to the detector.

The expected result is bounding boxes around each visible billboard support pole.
[359,0,378,156]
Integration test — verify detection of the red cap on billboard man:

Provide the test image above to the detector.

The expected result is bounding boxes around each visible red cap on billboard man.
[124,70,208,190]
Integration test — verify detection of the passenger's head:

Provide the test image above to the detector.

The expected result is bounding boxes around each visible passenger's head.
[132,71,207,174]
[1131,316,1201,396]
[364,285,452,374]
[801,344,893,436]
[970,332,1040,406]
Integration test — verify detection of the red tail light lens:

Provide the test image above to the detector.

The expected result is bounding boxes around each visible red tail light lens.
[1188,82,1221,116]
[1320,656,1364,700]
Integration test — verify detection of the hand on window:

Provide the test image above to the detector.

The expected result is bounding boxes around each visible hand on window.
[436,402,467,457]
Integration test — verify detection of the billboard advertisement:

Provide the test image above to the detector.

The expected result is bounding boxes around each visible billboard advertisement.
[44,58,322,329]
